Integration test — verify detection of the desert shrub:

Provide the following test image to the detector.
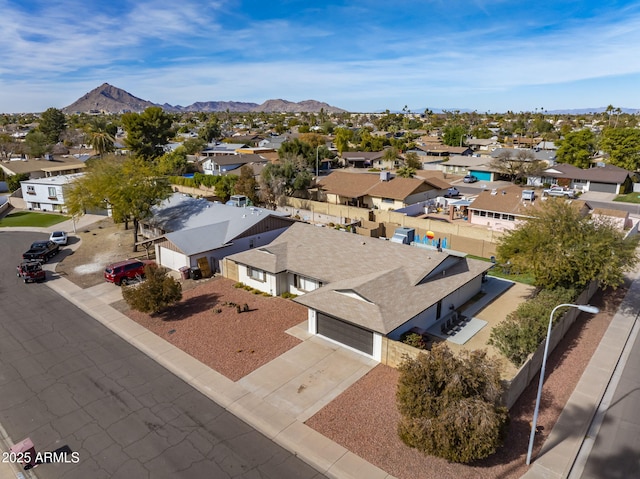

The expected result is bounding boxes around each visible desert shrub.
[122,264,182,314]
[488,287,576,366]
[397,343,507,463]
[281,291,298,299]
[234,282,244,288]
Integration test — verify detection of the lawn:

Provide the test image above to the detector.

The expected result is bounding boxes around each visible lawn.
[0,211,69,227]
[466,254,537,285]
[613,192,640,204]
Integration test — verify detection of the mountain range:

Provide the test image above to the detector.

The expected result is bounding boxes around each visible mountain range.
[63,83,348,114]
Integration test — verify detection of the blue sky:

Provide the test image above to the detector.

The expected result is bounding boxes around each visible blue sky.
[2,0,640,113]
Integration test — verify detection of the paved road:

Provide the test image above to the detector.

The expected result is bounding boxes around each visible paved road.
[573,310,640,479]
[0,231,326,479]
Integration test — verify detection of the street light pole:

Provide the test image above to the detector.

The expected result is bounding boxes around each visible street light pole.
[526,303,600,465]
[316,145,320,178]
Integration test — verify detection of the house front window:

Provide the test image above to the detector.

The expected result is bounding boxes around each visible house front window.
[48,186,57,200]
[26,185,36,195]
[247,266,266,282]
[382,197,394,204]
[294,274,318,292]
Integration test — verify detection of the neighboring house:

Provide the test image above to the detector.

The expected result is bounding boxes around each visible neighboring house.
[340,151,385,168]
[408,144,474,158]
[139,193,295,274]
[466,138,502,151]
[317,170,447,210]
[258,135,289,150]
[591,207,632,231]
[224,222,492,360]
[488,148,557,165]
[0,156,86,179]
[468,185,592,231]
[529,163,633,194]
[200,142,248,157]
[439,155,500,182]
[20,173,85,213]
[202,154,268,176]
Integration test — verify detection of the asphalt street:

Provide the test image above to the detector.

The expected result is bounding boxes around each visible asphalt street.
[0,230,326,479]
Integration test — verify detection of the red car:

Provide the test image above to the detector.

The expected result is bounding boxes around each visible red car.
[104,259,153,286]
[16,261,46,283]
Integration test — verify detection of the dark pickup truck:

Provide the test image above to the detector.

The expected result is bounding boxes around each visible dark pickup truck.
[22,240,60,262]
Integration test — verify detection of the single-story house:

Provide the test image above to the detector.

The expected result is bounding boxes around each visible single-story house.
[528,163,633,194]
[468,185,592,231]
[202,153,268,176]
[0,156,86,179]
[200,142,248,157]
[317,170,450,211]
[224,222,492,360]
[19,173,85,213]
[439,155,499,182]
[139,193,295,274]
[340,151,384,168]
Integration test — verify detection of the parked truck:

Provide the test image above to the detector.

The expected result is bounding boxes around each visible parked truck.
[22,240,60,262]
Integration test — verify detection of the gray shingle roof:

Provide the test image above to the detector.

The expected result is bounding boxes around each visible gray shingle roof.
[228,223,492,333]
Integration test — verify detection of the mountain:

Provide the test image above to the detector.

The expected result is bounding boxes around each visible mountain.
[63,83,158,114]
[63,83,347,114]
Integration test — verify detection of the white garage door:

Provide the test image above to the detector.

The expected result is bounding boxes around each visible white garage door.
[159,247,188,271]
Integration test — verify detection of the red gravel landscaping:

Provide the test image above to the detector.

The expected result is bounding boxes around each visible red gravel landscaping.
[125,277,308,381]
[305,285,624,479]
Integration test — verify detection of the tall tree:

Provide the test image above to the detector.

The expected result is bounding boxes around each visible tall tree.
[600,127,640,171]
[442,124,467,146]
[497,199,639,289]
[555,129,596,168]
[86,118,116,157]
[404,151,422,170]
[122,107,174,159]
[38,107,67,144]
[233,164,259,205]
[24,130,49,158]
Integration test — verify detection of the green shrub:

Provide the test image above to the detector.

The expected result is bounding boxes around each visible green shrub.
[400,332,427,350]
[281,291,298,299]
[488,287,577,366]
[122,264,182,314]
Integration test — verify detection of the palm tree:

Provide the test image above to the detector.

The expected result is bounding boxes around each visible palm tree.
[86,118,115,157]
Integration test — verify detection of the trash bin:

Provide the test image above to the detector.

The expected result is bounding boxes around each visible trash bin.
[190,267,202,280]
[179,266,190,280]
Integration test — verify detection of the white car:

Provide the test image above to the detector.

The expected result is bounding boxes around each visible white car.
[49,231,68,245]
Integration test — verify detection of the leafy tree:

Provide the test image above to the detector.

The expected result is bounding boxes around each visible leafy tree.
[555,129,596,168]
[497,199,639,289]
[38,107,67,144]
[397,343,507,463]
[234,164,259,205]
[7,173,29,192]
[259,160,311,208]
[600,127,640,171]
[470,125,493,139]
[198,118,221,143]
[442,124,467,146]
[122,107,174,159]
[334,128,353,154]
[122,264,182,314]
[155,147,188,176]
[24,130,49,158]
[64,156,172,250]
[181,137,206,155]
[490,149,541,182]
[404,151,422,170]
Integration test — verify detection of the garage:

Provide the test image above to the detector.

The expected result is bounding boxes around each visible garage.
[588,182,618,194]
[317,312,374,355]
[158,246,189,271]
[470,170,493,182]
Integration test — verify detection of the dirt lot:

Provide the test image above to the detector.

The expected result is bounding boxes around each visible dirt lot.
[56,218,152,288]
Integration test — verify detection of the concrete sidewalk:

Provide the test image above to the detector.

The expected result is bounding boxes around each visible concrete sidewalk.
[522,265,640,479]
[41,274,389,479]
